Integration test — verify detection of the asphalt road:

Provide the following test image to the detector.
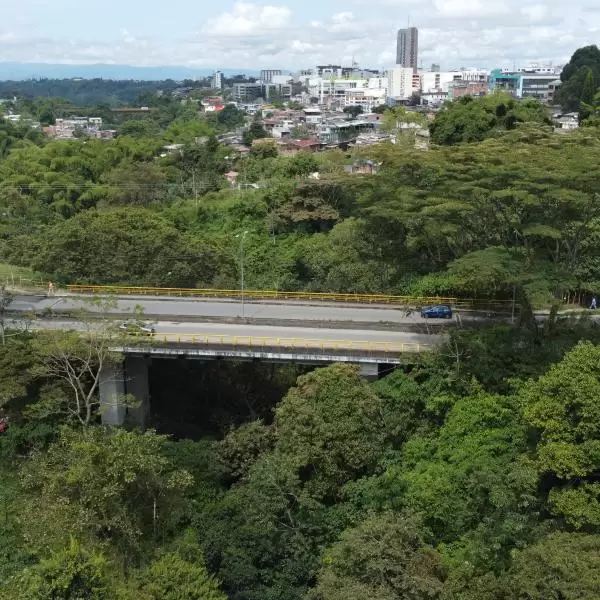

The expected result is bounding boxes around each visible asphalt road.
[10,294,458,325]
[31,319,439,352]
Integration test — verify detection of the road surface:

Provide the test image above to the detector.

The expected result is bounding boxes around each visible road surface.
[10,294,460,326]
[32,319,440,353]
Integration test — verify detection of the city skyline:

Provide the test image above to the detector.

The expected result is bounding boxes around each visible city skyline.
[0,0,596,71]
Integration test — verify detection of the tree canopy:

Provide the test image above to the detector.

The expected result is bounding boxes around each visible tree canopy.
[429,93,551,145]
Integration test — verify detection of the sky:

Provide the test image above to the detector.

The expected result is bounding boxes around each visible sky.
[1,0,599,71]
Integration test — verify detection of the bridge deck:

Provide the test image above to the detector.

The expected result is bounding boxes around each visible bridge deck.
[117,333,431,364]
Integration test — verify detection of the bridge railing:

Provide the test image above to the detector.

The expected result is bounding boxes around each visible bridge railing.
[66,284,515,311]
[127,332,433,355]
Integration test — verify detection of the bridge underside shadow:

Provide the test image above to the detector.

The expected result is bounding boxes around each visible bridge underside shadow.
[99,342,414,427]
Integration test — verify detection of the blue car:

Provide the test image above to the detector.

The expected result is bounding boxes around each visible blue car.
[421,305,453,319]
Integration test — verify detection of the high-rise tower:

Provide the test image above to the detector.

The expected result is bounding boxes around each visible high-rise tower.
[396,27,418,72]
[211,70,223,89]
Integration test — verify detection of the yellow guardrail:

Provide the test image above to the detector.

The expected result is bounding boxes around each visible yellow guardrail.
[66,284,515,310]
[124,332,432,354]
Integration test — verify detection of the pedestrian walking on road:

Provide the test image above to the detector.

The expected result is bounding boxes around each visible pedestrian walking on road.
[591,296,597,310]
[48,281,55,297]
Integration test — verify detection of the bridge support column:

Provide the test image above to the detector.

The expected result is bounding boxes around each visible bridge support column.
[99,362,126,426]
[359,363,379,382]
[125,356,151,428]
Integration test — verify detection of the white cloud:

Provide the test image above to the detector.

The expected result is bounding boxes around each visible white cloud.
[521,3,548,22]
[433,0,511,19]
[332,12,354,24]
[202,2,292,37]
[0,0,597,71]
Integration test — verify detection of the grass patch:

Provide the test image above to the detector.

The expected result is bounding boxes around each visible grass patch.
[0,263,45,288]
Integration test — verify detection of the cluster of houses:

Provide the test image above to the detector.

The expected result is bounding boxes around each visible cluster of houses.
[42,117,116,139]
[215,104,405,158]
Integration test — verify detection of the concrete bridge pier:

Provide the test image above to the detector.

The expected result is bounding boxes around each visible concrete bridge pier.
[359,363,380,381]
[99,362,126,426]
[99,357,151,427]
[125,356,151,428]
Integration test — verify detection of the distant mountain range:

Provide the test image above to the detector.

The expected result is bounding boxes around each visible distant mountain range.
[0,62,259,81]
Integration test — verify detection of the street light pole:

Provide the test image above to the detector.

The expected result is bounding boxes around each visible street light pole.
[235,231,249,318]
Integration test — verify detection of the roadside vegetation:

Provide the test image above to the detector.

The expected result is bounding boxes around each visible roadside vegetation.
[2,44,600,600]
[2,93,600,311]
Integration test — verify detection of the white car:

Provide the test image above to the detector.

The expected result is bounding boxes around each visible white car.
[119,320,156,336]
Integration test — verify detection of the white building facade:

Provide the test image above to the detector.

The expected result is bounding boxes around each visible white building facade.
[211,71,223,89]
[305,76,387,109]
[388,66,416,101]
[420,69,489,95]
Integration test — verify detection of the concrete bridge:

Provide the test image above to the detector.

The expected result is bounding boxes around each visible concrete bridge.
[9,290,444,428]
[99,330,432,426]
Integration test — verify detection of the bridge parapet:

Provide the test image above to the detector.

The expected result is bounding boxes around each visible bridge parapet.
[114,331,432,363]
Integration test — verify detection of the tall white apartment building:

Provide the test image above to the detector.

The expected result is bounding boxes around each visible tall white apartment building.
[211,70,223,89]
[388,66,416,101]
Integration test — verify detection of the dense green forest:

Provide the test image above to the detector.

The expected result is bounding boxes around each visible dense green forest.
[3,45,600,598]
[0,75,256,108]
[3,317,600,598]
[0,78,186,107]
[1,94,600,307]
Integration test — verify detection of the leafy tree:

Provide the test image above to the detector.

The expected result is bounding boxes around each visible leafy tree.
[520,341,600,528]
[290,125,312,140]
[561,45,600,83]
[203,364,387,600]
[218,420,276,481]
[132,551,227,600]
[274,364,386,501]
[31,208,225,287]
[29,306,124,427]
[117,119,161,139]
[104,161,168,206]
[217,105,246,130]
[581,67,596,112]
[556,45,600,112]
[20,427,193,558]
[243,122,269,147]
[399,387,538,558]
[308,512,445,600]
[381,106,426,132]
[580,89,600,125]
[285,152,319,177]
[6,538,114,600]
[249,140,278,159]
[429,94,551,145]
[507,532,600,600]
[371,104,391,115]
[343,106,363,120]
[303,218,396,292]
